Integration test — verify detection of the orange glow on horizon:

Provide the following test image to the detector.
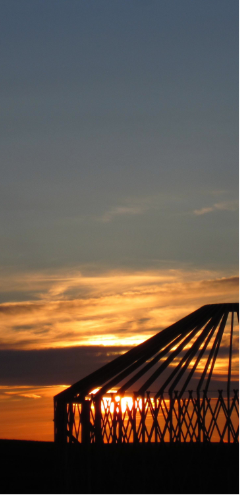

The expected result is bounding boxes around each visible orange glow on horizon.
[0,385,70,442]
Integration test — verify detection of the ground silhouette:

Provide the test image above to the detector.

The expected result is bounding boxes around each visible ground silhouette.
[0,439,238,493]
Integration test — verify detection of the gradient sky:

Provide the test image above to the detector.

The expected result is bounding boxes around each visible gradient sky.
[0,0,238,440]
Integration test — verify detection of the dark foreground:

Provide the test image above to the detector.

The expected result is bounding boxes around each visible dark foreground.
[0,440,239,494]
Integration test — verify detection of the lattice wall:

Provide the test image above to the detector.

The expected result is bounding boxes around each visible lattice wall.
[63,390,238,444]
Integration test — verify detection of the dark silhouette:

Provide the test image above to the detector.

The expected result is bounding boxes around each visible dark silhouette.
[1,433,239,493]
[54,304,239,445]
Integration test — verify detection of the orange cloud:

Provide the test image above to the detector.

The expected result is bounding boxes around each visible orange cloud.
[0,268,238,350]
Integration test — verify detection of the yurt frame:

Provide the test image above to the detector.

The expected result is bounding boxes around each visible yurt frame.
[54,304,239,444]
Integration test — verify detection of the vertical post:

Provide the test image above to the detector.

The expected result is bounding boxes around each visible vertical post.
[133,393,137,444]
[202,390,207,443]
[233,390,238,443]
[159,395,165,442]
[154,397,158,443]
[69,402,74,443]
[169,392,173,443]
[117,397,122,444]
[81,399,91,445]
[112,396,117,444]
[227,310,234,443]
[218,390,224,443]
[146,391,151,443]
[197,391,201,443]
[54,398,68,444]
[175,391,180,442]
[141,395,145,443]
[95,397,103,444]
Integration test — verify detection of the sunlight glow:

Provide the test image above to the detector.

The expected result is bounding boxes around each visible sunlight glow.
[101,395,135,413]
[89,388,100,395]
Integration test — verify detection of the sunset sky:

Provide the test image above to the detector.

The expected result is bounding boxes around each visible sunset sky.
[0,0,238,441]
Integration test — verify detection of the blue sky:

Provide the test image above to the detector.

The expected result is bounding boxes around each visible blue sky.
[1,0,238,274]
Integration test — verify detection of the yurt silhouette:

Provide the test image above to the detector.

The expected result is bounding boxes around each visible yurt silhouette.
[54,303,239,444]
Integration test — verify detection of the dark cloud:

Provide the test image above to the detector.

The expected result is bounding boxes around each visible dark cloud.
[201,276,239,289]
[12,325,33,332]
[0,340,238,396]
[0,346,131,386]
[137,318,151,325]
[0,291,41,304]
[0,303,45,315]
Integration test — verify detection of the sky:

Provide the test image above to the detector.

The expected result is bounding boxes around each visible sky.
[0,0,238,441]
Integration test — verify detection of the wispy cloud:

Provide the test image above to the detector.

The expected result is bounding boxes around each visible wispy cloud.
[97,193,171,222]
[193,200,238,216]
[99,205,147,222]
[0,268,238,350]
